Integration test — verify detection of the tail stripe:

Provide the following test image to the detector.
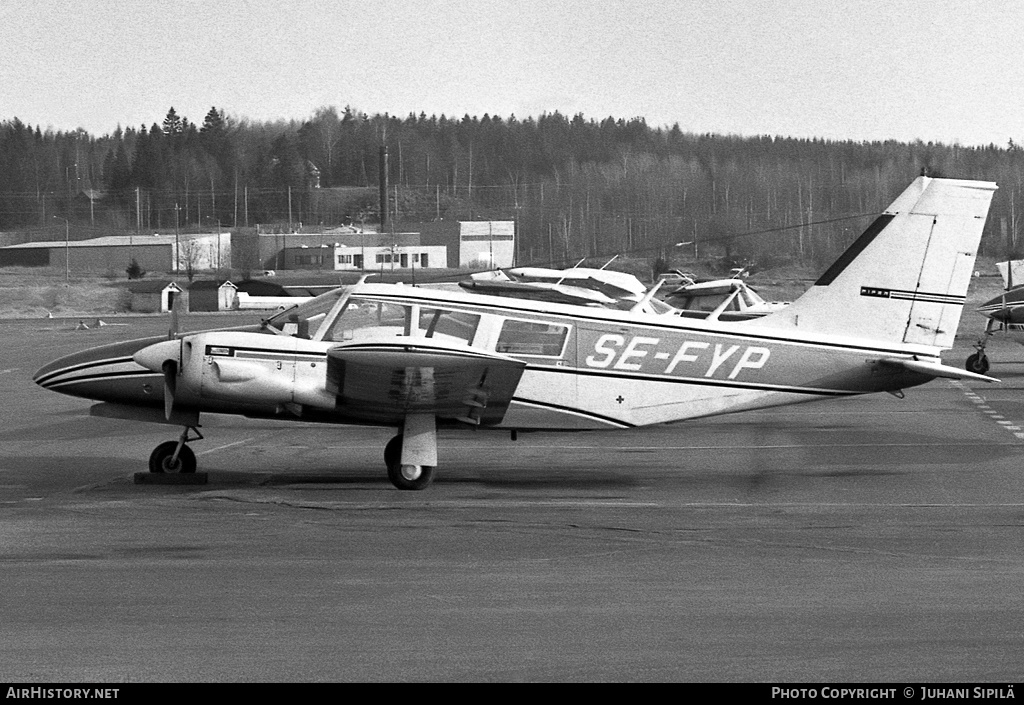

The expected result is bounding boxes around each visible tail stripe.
[860,287,965,305]
[814,214,895,286]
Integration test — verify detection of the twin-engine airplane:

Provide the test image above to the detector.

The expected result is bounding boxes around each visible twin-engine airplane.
[34,176,998,490]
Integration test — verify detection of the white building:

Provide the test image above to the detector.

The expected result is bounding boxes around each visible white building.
[285,242,448,271]
[458,221,515,268]
[336,243,448,271]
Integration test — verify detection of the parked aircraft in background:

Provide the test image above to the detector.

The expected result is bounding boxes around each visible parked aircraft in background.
[459,264,654,310]
[34,176,997,490]
[966,259,1024,374]
[462,264,790,321]
[662,274,789,321]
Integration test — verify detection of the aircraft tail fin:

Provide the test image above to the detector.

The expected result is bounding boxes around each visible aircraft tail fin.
[748,176,997,349]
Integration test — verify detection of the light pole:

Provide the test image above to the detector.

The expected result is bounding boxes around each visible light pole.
[53,216,69,286]
[174,203,180,273]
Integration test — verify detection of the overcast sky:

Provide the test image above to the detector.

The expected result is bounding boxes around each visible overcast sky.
[2,0,1022,146]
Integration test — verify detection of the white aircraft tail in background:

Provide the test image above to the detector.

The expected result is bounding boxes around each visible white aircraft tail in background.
[748,176,997,350]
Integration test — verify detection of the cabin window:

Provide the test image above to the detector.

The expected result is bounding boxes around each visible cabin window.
[496,319,569,357]
[325,299,412,341]
[418,308,480,345]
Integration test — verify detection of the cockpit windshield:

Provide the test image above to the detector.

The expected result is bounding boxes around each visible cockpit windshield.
[262,288,346,339]
[321,296,481,345]
[263,289,484,348]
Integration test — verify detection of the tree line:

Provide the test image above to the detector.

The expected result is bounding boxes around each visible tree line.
[1,106,1022,271]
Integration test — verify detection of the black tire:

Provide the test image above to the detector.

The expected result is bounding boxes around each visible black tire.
[384,435,434,490]
[966,352,990,375]
[149,441,197,474]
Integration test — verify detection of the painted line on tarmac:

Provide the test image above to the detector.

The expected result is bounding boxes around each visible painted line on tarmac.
[244,441,1010,453]
[197,437,257,456]
[953,381,1024,441]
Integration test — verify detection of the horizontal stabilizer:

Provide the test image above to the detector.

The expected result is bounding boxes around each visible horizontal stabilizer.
[879,358,998,383]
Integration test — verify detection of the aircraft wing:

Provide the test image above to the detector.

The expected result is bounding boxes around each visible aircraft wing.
[325,335,527,425]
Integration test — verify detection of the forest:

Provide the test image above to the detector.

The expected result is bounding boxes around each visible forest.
[1,105,1022,272]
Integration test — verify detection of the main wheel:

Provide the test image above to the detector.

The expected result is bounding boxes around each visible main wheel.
[966,352,990,375]
[384,435,435,490]
[149,441,197,474]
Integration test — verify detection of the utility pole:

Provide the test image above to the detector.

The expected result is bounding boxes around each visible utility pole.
[174,203,180,273]
[379,145,389,227]
[133,187,140,259]
[53,216,69,286]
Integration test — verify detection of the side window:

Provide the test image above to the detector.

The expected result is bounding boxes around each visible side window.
[326,300,412,341]
[496,319,569,357]
[419,308,480,345]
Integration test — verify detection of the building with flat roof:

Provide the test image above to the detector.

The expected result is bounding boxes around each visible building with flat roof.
[0,232,230,275]
[283,242,448,271]
[457,221,515,268]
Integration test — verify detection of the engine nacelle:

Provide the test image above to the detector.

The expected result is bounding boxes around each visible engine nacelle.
[134,331,335,412]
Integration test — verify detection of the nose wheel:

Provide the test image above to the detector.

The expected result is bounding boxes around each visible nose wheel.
[149,426,202,474]
[965,350,990,375]
[966,322,995,375]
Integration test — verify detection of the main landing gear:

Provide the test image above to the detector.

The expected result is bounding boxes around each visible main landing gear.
[144,417,439,490]
[384,435,435,490]
[384,414,438,490]
[148,426,203,474]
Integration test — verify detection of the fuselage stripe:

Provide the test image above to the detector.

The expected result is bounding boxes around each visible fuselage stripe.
[522,364,859,397]
[34,356,137,386]
[41,369,158,389]
[510,398,635,428]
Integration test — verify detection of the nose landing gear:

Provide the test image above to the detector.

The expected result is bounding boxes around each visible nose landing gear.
[149,426,203,474]
[965,321,996,375]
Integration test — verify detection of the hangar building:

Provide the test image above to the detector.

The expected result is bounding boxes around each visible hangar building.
[0,233,230,274]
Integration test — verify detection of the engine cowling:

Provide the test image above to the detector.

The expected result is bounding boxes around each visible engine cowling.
[133,331,335,414]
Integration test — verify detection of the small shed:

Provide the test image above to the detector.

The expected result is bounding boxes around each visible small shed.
[188,280,238,311]
[128,280,184,313]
